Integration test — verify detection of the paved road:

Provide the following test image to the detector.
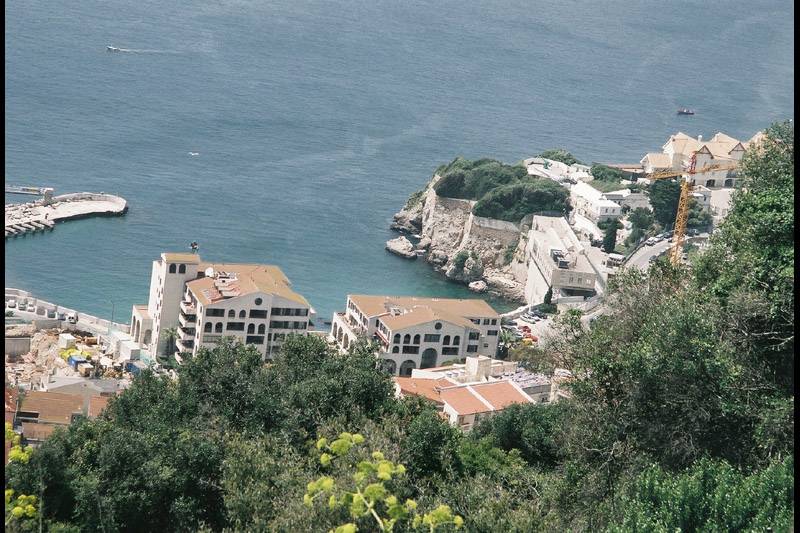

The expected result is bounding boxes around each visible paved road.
[626,233,710,271]
[5,304,123,336]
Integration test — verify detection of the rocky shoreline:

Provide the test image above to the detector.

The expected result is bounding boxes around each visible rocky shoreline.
[387,175,529,305]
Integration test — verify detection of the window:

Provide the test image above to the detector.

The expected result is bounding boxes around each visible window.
[178,264,186,274]
[247,324,255,334]
[423,334,440,343]
[468,332,480,340]
[207,309,225,317]
[255,298,263,306]
[270,321,289,329]
[442,335,450,345]
[482,319,490,325]
[442,347,459,356]
[393,334,400,343]
[392,346,399,354]
[169,264,176,273]
[491,319,497,325]
[228,310,236,318]
[487,330,498,336]
[204,322,212,333]
[226,322,245,331]
[401,346,419,354]
[270,308,282,316]
[239,310,246,318]
[453,335,460,345]
[215,323,223,333]
[246,335,264,345]
[470,319,480,325]
[403,334,411,344]
[413,334,420,344]
[293,321,307,330]
[257,324,265,334]
[466,345,478,353]
[249,309,268,319]
[434,322,442,330]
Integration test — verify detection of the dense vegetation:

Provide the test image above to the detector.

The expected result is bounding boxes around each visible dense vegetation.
[589,163,625,183]
[538,149,582,166]
[432,157,569,222]
[6,122,794,532]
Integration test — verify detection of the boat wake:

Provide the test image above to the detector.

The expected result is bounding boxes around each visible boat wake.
[106,46,177,54]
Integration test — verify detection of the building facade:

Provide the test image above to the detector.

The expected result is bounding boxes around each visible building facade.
[330,295,500,376]
[130,253,314,360]
[569,182,623,223]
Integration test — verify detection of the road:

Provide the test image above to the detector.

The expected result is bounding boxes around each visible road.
[626,233,710,271]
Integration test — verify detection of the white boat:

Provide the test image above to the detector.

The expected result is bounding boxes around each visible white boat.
[107,46,121,52]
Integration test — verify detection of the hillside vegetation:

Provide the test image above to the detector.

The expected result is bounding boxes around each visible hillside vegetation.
[5,122,793,532]
[433,157,569,222]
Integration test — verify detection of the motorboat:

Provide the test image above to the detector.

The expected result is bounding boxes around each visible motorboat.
[677,108,695,115]
[107,46,121,52]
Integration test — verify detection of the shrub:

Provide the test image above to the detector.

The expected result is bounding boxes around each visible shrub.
[472,181,569,222]
[590,164,624,182]
[538,149,582,166]
[452,251,470,271]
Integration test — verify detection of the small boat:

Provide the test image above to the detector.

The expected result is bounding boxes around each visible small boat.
[107,46,121,52]
[677,108,695,115]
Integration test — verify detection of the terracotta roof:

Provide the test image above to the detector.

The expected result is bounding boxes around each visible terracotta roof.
[20,422,56,442]
[162,252,201,263]
[394,377,455,404]
[440,387,493,415]
[663,133,702,156]
[349,295,499,320]
[470,382,532,410]
[88,396,111,418]
[640,152,671,168]
[18,391,84,425]
[187,263,309,306]
[379,306,478,332]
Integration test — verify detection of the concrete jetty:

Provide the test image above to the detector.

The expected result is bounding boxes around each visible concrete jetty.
[5,192,127,239]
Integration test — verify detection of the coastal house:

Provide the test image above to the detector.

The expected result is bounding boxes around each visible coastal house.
[569,182,623,224]
[524,158,592,183]
[524,216,597,305]
[13,391,109,446]
[329,295,500,375]
[129,253,315,360]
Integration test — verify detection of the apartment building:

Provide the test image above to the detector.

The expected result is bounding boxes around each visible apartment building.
[330,295,500,376]
[569,182,623,223]
[129,253,314,360]
[524,216,597,304]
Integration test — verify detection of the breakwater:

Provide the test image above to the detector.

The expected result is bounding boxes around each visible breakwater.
[5,192,128,238]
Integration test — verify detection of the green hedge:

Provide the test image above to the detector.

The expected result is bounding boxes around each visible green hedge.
[472,180,569,222]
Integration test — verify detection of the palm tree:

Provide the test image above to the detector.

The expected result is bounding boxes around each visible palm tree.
[160,327,178,356]
[498,329,517,359]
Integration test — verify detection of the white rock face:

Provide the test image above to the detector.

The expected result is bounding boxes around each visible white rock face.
[468,280,488,293]
[416,237,431,250]
[385,236,417,259]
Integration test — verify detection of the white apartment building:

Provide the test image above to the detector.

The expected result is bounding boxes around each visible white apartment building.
[524,216,597,304]
[640,131,763,189]
[569,182,623,223]
[129,253,314,360]
[330,295,501,376]
[602,188,652,211]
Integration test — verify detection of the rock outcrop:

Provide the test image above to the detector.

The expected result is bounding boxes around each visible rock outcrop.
[385,236,417,259]
[390,175,530,303]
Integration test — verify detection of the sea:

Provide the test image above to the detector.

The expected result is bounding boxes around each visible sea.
[5,0,794,326]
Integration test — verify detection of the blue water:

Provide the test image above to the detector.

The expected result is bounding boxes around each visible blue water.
[5,0,794,324]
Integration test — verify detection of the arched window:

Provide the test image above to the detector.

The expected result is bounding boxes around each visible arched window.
[392,346,399,353]
[215,323,223,333]
[453,335,460,345]
[421,348,437,369]
[247,324,255,334]
[399,360,416,377]
[169,264,176,273]
[443,335,450,345]
[258,324,265,334]
[255,298,262,306]
[434,322,442,330]
[403,334,411,344]
[204,322,212,333]
[228,310,235,318]
[178,264,186,274]
[393,334,400,343]
[239,310,246,318]
[413,334,420,344]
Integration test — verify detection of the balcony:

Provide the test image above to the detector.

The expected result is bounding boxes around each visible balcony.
[175,338,194,352]
[179,300,197,316]
[178,313,195,328]
[178,326,195,340]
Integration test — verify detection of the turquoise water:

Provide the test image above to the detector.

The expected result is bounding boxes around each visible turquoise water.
[5,0,794,324]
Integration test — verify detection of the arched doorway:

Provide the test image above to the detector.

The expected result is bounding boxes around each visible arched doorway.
[143,329,152,345]
[381,360,397,375]
[399,360,416,376]
[420,348,437,369]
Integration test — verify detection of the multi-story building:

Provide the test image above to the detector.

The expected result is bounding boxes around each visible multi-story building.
[569,182,623,223]
[330,295,500,376]
[129,253,314,360]
[524,216,597,304]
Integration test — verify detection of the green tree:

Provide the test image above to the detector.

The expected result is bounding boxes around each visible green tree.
[601,220,620,253]
[472,180,570,222]
[649,179,681,227]
[627,207,653,231]
[538,149,581,166]
[543,287,553,305]
[160,327,178,355]
[590,164,624,183]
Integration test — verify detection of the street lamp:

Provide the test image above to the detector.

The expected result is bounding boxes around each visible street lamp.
[107,300,115,335]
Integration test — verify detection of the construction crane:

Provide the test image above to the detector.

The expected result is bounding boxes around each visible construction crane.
[644,155,738,265]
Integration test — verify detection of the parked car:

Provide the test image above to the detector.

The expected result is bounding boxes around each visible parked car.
[7,299,16,309]
[687,228,700,236]
[57,312,66,321]
[46,309,56,318]
[67,312,78,324]
[645,238,656,246]
[27,303,36,312]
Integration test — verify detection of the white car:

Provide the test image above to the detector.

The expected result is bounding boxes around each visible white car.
[27,303,36,312]
[6,299,16,309]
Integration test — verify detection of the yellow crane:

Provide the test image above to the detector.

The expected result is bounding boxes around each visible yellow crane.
[645,156,738,264]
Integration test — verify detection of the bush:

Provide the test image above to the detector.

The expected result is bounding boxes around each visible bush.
[590,164,624,182]
[538,149,582,166]
[452,250,470,271]
[472,181,569,222]
[433,158,526,200]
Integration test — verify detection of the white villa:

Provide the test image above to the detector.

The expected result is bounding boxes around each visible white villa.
[330,295,501,376]
[569,182,623,223]
[129,253,315,360]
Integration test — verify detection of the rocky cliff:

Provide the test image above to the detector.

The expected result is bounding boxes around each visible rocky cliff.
[389,175,530,302]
